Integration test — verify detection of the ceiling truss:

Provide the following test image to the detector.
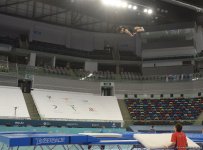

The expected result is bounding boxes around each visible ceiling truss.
[0,0,199,32]
[0,0,116,32]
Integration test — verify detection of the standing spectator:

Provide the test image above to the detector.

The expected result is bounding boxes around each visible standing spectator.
[150,125,156,133]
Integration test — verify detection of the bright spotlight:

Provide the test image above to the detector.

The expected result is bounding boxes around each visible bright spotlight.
[121,2,128,8]
[115,0,122,7]
[133,6,137,10]
[148,9,153,14]
[101,0,119,6]
[128,4,132,9]
[101,0,110,5]
[102,0,124,8]
[108,0,116,6]
[144,9,148,13]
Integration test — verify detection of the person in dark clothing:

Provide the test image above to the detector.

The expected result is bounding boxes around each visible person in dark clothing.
[150,125,156,133]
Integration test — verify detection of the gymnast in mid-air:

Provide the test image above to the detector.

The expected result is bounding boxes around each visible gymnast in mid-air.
[117,26,145,37]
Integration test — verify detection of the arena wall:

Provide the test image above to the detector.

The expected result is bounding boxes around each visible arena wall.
[142,66,194,75]
[33,75,203,96]
[0,14,137,53]
[142,46,196,58]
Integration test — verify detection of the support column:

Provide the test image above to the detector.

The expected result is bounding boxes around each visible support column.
[52,56,56,67]
[116,64,120,74]
[194,26,203,53]
[29,53,36,67]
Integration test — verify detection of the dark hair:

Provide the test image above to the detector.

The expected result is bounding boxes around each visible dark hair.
[175,123,182,132]
[116,26,126,32]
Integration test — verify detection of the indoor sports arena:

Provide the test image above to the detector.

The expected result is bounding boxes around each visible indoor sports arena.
[0,0,202,149]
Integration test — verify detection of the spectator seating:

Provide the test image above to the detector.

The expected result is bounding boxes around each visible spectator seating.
[125,97,203,125]
[43,66,72,76]
[33,65,202,82]
[73,69,90,78]
[88,71,116,80]
[0,86,30,119]
[120,72,141,80]
[31,89,123,122]
[40,67,118,80]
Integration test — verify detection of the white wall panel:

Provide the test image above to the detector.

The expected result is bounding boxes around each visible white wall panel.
[31,89,123,121]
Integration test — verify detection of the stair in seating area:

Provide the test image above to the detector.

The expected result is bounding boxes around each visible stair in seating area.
[194,112,203,125]
[117,99,133,127]
[23,93,41,120]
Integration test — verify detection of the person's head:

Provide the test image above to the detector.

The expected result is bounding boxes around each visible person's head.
[151,125,154,129]
[174,123,183,132]
[117,26,126,33]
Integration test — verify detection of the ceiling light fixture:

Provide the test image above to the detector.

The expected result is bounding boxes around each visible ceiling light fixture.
[133,6,138,10]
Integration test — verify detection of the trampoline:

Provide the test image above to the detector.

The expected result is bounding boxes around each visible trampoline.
[0,132,201,150]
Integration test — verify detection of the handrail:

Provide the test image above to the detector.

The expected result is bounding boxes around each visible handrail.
[0,63,202,83]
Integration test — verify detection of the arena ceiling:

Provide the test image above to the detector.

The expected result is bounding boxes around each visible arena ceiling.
[0,0,202,32]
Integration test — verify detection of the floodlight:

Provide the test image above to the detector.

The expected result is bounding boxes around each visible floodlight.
[148,9,153,14]
[133,6,137,10]
[128,4,132,9]
[144,9,148,13]
[115,0,122,7]
[121,2,128,8]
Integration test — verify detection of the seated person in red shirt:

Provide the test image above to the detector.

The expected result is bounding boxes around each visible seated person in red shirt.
[165,123,188,150]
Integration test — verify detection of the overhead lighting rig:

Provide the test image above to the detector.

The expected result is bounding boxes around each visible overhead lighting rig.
[101,0,153,15]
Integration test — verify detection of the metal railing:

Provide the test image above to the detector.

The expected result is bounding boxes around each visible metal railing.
[0,63,202,84]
